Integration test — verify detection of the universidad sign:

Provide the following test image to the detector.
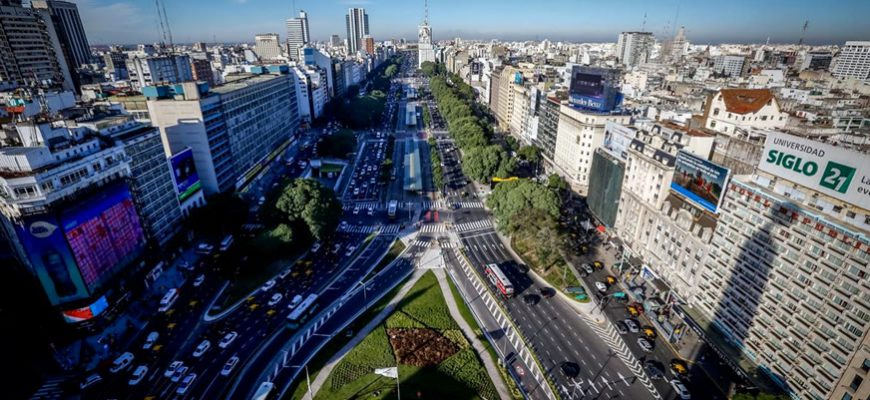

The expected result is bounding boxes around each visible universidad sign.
[759,132,869,211]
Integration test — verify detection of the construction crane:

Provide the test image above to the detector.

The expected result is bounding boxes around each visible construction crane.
[798,20,809,47]
[154,0,174,52]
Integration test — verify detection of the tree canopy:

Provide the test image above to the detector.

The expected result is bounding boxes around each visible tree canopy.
[275,178,342,241]
[318,128,358,159]
[461,145,516,182]
[517,145,542,164]
[486,179,561,228]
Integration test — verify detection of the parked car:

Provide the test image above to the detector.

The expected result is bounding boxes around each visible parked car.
[128,366,148,386]
[345,245,357,257]
[642,326,657,339]
[670,359,689,378]
[170,366,188,383]
[110,352,134,373]
[177,373,197,395]
[193,274,205,287]
[193,340,211,357]
[626,304,641,317]
[637,337,654,352]
[522,294,539,306]
[595,281,608,292]
[582,264,594,275]
[614,321,628,335]
[643,361,665,380]
[539,287,556,298]
[310,242,321,253]
[670,379,691,399]
[288,295,303,309]
[219,332,238,349]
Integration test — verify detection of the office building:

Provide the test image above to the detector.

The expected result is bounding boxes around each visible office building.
[31,0,91,69]
[418,6,435,68]
[693,133,869,400]
[125,54,193,91]
[345,7,369,54]
[713,55,748,77]
[535,96,562,161]
[146,72,300,194]
[800,51,833,72]
[703,88,788,136]
[103,50,128,80]
[329,34,342,48]
[255,33,283,61]
[303,47,335,97]
[362,35,375,55]
[0,3,73,90]
[190,58,215,87]
[616,31,654,67]
[832,41,870,83]
[286,10,309,61]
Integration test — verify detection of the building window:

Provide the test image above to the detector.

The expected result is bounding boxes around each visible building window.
[850,375,863,390]
[862,358,870,372]
[713,108,720,116]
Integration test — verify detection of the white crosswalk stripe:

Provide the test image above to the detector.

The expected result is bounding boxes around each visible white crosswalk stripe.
[419,224,446,233]
[380,224,400,234]
[453,219,493,232]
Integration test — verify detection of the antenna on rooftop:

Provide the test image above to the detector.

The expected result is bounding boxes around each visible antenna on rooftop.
[424,0,429,25]
[641,12,647,32]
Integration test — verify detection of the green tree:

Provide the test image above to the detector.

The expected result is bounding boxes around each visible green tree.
[486,179,561,228]
[462,145,512,183]
[319,129,358,159]
[517,145,542,165]
[546,173,569,197]
[276,178,342,241]
[384,64,398,78]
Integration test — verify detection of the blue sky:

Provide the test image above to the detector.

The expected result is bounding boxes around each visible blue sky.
[71,0,870,45]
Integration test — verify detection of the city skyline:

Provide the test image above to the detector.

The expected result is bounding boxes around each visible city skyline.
[73,0,870,46]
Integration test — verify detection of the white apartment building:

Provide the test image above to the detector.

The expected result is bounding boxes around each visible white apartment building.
[552,105,630,193]
[255,33,283,61]
[509,84,530,141]
[832,41,870,83]
[616,31,654,67]
[125,54,193,91]
[286,10,309,61]
[713,55,747,77]
[704,88,788,136]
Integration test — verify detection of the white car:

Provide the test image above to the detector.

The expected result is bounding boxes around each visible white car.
[595,281,608,292]
[170,366,188,383]
[367,207,374,216]
[80,374,102,390]
[193,340,211,357]
[311,242,322,253]
[193,274,205,287]
[164,361,183,378]
[353,206,360,215]
[339,221,348,230]
[268,293,283,306]
[261,280,276,292]
[288,295,303,309]
[109,352,134,373]
[624,319,640,333]
[637,337,654,352]
[176,373,197,395]
[219,331,238,349]
[670,379,691,399]
[142,331,159,350]
[221,356,240,377]
[128,365,148,386]
[344,245,357,257]
[582,264,594,275]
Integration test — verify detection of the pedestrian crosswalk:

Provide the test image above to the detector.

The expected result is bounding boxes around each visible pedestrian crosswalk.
[341,199,484,212]
[30,375,68,399]
[337,224,400,234]
[419,223,446,233]
[420,200,485,210]
[453,219,493,233]
[342,201,382,211]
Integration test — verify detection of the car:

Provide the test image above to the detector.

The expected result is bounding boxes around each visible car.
[258,196,266,206]
[261,280,276,292]
[339,221,348,230]
[268,293,283,306]
[332,244,342,254]
[605,275,617,285]
[670,379,691,399]
[614,321,628,335]
[670,359,689,377]
[560,362,580,378]
[593,261,604,270]
[110,352,134,373]
[170,365,189,383]
[644,360,665,380]
[637,337,654,352]
[595,281,608,292]
[196,243,214,255]
[642,326,657,339]
[177,373,197,395]
[128,365,148,385]
[288,294,303,309]
[353,187,359,195]
[311,242,321,253]
[219,331,238,348]
[539,287,555,298]
[193,340,211,357]
[164,361,183,378]
[580,263,593,275]
[221,356,240,377]
[143,331,159,350]
[626,304,641,316]
[353,206,360,215]
[522,294,539,306]
[624,319,640,333]
[345,245,357,257]
[80,373,102,389]
[367,207,374,216]
[193,274,205,287]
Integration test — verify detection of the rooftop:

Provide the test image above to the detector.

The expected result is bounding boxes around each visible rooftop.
[719,88,776,114]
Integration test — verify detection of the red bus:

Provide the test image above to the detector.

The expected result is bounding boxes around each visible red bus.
[485,263,514,298]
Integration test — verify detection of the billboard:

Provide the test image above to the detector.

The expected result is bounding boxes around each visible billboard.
[603,122,636,160]
[15,215,89,305]
[671,151,731,213]
[170,148,201,202]
[61,183,145,291]
[759,132,869,211]
[568,66,623,112]
[61,295,109,323]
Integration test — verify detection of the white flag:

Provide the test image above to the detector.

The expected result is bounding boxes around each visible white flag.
[374,367,398,378]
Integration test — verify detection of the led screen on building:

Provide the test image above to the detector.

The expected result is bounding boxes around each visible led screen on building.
[60,183,145,291]
[568,66,623,112]
[170,148,201,202]
[61,295,109,323]
[670,151,731,214]
[570,73,603,97]
[15,216,89,305]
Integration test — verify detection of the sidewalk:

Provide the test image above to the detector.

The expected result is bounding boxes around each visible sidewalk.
[306,268,427,399]
[433,267,512,400]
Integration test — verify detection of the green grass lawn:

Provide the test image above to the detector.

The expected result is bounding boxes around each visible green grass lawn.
[320,163,344,173]
[312,271,498,400]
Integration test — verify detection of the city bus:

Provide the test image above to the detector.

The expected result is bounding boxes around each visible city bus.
[252,381,274,400]
[158,288,179,312]
[387,200,398,219]
[484,264,514,298]
[287,294,319,329]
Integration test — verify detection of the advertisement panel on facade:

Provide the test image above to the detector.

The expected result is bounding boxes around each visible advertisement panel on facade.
[568,66,623,112]
[670,151,731,213]
[603,121,637,160]
[60,183,145,291]
[61,295,109,323]
[170,148,201,202]
[15,216,89,305]
[758,132,869,210]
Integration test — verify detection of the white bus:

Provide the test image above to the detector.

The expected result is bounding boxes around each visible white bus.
[287,294,318,329]
[485,264,514,298]
[219,235,234,252]
[252,381,274,400]
[159,288,179,312]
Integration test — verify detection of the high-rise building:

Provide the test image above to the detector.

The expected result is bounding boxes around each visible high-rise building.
[799,51,833,72]
[255,33,283,61]
[103,50,128,80]
[146,73,300,194]
[286,10,309,61]
[329,34,342,48]
[831,41,870,83]
[362,35,375,55]
[192,41,207,52]
[190,58,214,87]
[345,7,369,54]
[417,0,435,68]
[125,54,193,91]
[712,55,748,77]
[616,31,654,67]
[535,96,562,161]
[31,1,90,68]
[0,2,73,90]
